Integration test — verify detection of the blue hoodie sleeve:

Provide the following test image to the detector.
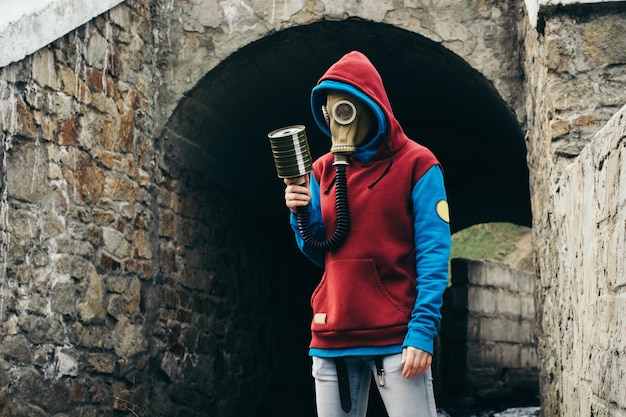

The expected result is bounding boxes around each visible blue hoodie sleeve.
[289,172,325,268]
[403,165,451,354]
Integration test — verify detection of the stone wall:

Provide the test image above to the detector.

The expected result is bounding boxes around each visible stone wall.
[523,3,626,208]
[535,103,626,417]
[522,4,626,416]
[0,1,158,413]
[0,1,317,415]
[438,259,538,408]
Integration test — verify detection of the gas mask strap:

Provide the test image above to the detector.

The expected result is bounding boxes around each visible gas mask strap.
[322,105,330,126]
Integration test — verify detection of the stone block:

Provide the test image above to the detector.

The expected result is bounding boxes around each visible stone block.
[77,267,106,322]
[116,110,135,152]
[113,319,147,358]
[468,286,497,315]
[158,208,176,238]
[496,290,523,318]
[468,341,498,367]
[0,334,32,364]
[132,228,151,259]
[58,116,79,146]
[32,48,59,90]
[99,251,122,273]
[102,226,130,258]
[87,353,116,374]
[511,270,536,295]
[521,346,538,368]
[469,260,516,290]
[520,296,536,320]
[103,176,137,202]
[15,99,38,138]
[499,343,522,368]
[74,163,106,204]
[7,141,47,203]
[51,280,78,316]
[549,118,569,139]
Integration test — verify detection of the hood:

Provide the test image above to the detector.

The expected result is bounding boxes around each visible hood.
[311,51,408,163]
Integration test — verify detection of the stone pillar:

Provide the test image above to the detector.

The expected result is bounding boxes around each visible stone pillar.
[523,4,626,416]
[439,258,538,408]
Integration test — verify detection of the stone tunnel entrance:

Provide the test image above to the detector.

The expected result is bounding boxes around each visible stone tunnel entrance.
[160,19,531,416]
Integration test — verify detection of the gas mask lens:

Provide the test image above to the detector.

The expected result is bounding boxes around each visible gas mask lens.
[332,100,357,125]
[326,92,374,157]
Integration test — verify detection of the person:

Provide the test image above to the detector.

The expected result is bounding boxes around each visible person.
[283,50,451,417]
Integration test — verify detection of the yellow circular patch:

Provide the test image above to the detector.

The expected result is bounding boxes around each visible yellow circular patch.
[436,200,450,223]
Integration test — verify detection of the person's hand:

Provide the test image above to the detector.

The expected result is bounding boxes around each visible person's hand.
[401,347,432,379]
[284,176,310,212]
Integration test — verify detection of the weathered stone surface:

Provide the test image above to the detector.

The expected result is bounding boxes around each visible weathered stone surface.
[0,335,32,364]
[113,318,147,358]
[7,140,47,202]
[86,353,116,374]
[32,48,60,90]
[43,346,80,379]
[77,267,106,323]
[101,226,130,258]
[57,116,79,146]
[534,102,626,416]
[68,157,106,204]
[440,259,539,407]
[51,280,78,316]
[15,99,37,138]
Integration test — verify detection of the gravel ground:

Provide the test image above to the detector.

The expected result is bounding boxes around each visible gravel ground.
[438,406,541,417]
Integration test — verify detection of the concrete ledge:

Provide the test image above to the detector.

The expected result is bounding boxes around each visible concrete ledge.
[525,0,626,27]
[0,0,125,68]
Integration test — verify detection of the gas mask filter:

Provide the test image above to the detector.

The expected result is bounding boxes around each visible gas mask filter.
[323,92,375,157]
[267,125,312,180]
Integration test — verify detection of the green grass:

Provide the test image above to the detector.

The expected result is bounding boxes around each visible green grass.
[451,222,528,261]
[449,222,532,279]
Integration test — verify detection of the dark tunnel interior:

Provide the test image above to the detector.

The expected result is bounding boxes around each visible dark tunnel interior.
[163,18,532,234]
[160,18,532,416]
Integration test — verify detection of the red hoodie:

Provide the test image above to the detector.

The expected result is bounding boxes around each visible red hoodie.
[308,51,443,350]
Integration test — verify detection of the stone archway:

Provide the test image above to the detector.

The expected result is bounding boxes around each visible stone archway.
[162,19,531,233]
[159,18,532,416]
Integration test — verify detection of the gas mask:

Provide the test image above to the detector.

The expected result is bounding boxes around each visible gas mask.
[323,92,375,157]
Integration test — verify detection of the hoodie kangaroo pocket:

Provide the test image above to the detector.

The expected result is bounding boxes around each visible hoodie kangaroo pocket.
[310,258,409,332]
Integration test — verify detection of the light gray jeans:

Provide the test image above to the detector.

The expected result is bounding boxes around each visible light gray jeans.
[312,354,438,417]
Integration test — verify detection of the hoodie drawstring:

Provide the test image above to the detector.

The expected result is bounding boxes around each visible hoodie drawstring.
[367,140,393,188]
[324,176,337,194]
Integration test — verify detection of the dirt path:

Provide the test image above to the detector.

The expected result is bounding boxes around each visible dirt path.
[502,229,533,270]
